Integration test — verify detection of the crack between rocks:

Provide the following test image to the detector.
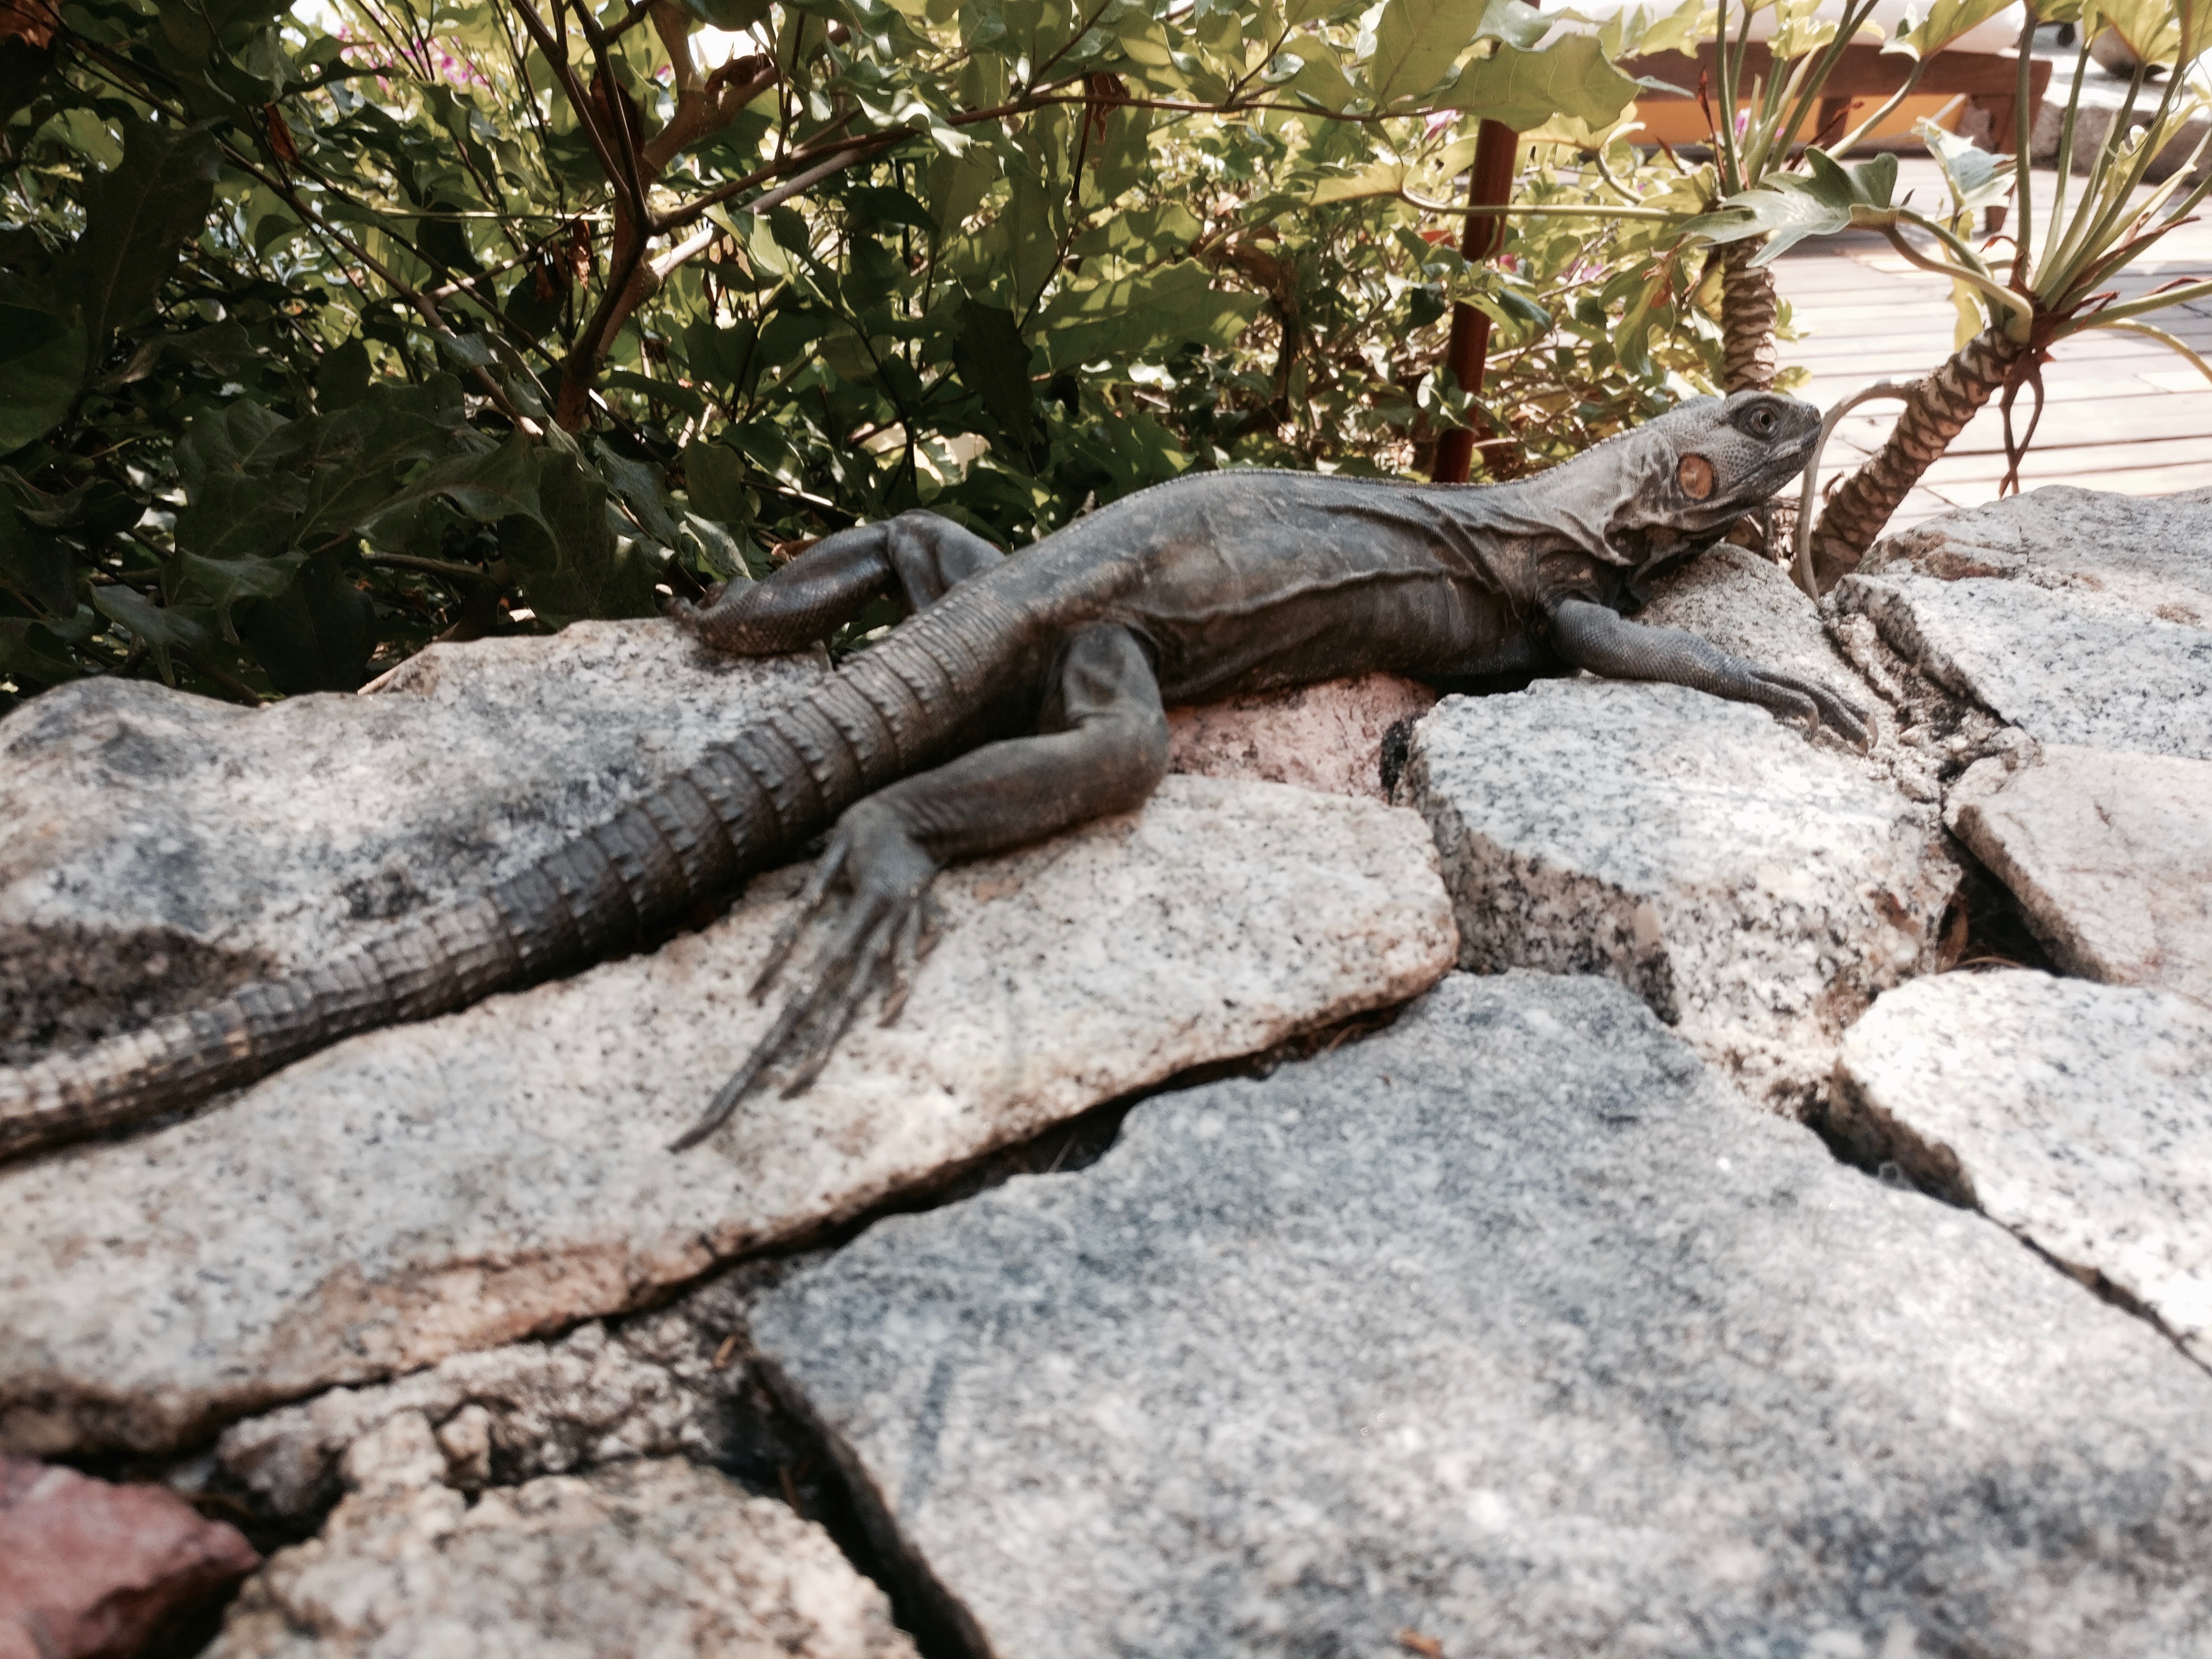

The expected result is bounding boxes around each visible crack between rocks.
[127,998,1417,1659]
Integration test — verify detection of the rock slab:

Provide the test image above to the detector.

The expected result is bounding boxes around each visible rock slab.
[210,1448,914,1659]
[0,621,824,1062]
[1166,673,1436,801]
[751,973,2212,1659]
[1400,678,1953,1114]
[1,1457,258,1659]
[1947,745,2212,1002]
[1834,970,2212,1365]
[1836,572,2212,761]
[0,776,1454,1459]
[1867,484,2212,628]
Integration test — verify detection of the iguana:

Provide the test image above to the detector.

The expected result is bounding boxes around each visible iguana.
[0,390,1861,1162]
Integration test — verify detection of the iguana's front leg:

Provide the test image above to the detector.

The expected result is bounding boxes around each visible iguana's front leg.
[669,623,1169,1149]
[1550,595,1870,747]
[671,510,1003,655]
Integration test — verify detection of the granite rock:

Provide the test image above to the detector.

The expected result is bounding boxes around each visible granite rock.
[0,621,823,1062]
[1946,745,2212,1002]
[1,1457,258,1659]
[1165,673,1436,801]
[750,973,2212,1659]
[1639,539,1869,700]
[1834,572,2212,761]
[208,1452,914,1659]
[1865,485,2212,628]
[0,776,1454,1459]
[1399,678,1954,1114]
[216,1313,732,1522]
[1833,970,2212,1365]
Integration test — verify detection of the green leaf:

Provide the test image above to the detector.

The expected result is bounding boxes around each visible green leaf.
[1433,36,1640,132]
[684,439,755,529]
[0,305,87,453]
[1368,0,1547,106]
[592,440,682,545]
[92,584,214,684]
[234,551,377,693]
[1919,120,2013,213]
[175,400,290,499]
[952,301,1043,456]
[1036,264,1266,370]
[0,498,76,615]
[65,117,219,357]
[1684,147,1899,263]
[1886,0,2018,58]
[176,468,307,564]
[0,616,83,688]
[177,549,306,640]
[497,451,660,623]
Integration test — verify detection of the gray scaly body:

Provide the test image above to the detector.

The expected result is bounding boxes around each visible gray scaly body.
[0,391,1860,1161]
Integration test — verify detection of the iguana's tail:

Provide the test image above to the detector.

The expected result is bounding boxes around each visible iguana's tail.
[0,599,1014,1163]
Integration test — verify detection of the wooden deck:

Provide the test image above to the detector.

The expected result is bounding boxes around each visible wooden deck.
[1772,156,2212,529]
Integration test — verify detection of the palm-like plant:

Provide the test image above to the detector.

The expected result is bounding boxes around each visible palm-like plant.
[1696,0,2212,590]
[1673,0,2025,390]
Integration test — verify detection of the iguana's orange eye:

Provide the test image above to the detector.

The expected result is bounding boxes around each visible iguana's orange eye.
[1678,454,1716,500]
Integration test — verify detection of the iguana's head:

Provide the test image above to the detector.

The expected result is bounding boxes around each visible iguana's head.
[1618,389,1821,537]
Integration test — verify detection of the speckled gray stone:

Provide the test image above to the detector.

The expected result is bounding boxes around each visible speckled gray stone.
[1398,678,1954,1115]
[208,1450,915,1659]
[0,777,1454,1459]
[1833,970,2212,1366]
[1946,746,2212,1002]
[0,621,824,1062]
[215,1312,731,1522]
[1835,573,2212,760]
[1867,485,2212,629]
[750,973,2212,1659]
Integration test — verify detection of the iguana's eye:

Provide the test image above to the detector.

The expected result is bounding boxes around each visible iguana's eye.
[1748,406,1777,436]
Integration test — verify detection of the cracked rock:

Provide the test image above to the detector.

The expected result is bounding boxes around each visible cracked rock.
[217,1311,734,1522]
[1832,969,2212,1366]
[750,973,2212,1659]
[1946,745,2212,1002]
[0,776,1454,1459]
[1399,679,1955,1115]
[207,1452,914,1659]
[1834,572,2212,761]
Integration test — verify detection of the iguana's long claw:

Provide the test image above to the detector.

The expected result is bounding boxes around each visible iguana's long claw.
[876,900,926,1027]
[1750,667,1871,751]
[750,844,847,1001]
[672,811,937,1151]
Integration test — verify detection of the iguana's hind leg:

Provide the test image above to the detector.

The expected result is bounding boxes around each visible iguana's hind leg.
[670,623,1169,1149]
[670,510,1003,655]
[1549,595,1871,747]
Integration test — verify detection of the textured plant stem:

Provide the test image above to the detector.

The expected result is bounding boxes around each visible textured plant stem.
[1808,328,2028,590]
[1719,241,1779,394]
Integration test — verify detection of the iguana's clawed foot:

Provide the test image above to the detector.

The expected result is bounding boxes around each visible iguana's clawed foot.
[670,805,942,1151]
[1746,667,1872,750]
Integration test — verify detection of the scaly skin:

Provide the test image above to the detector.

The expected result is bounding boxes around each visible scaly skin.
[0,391,1864,1162]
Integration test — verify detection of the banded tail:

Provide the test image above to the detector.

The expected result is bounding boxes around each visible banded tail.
[0,596,1021,1163]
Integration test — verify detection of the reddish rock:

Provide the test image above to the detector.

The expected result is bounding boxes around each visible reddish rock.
[1167,673,1437,801]
[0,1458,258,1659]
